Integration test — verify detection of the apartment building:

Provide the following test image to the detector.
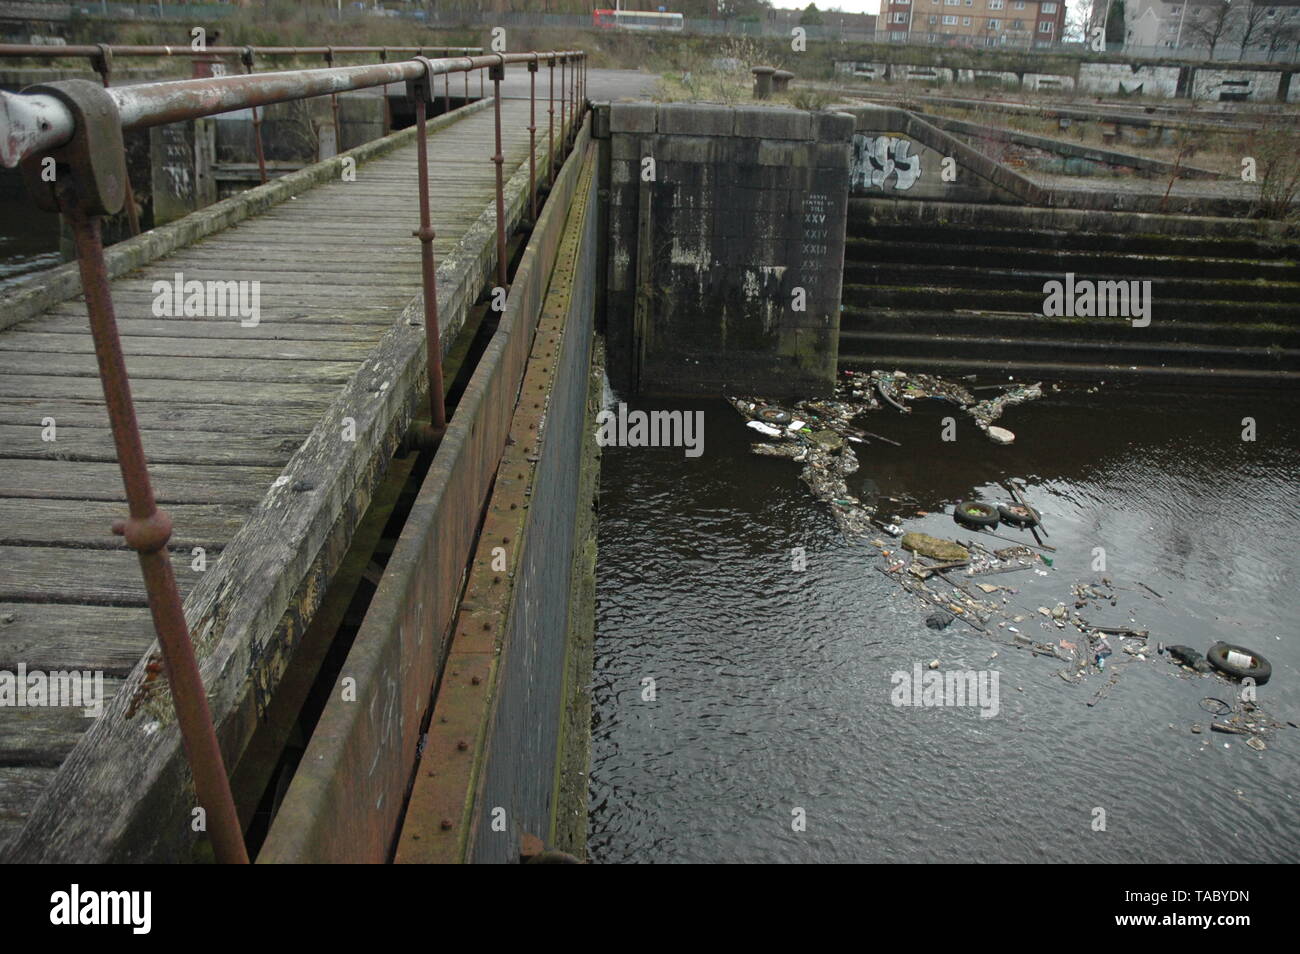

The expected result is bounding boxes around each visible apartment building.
[883,0,1068,47]
[1124,0,1300,53]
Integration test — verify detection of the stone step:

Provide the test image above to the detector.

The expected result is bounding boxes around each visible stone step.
[844,237,1300,282]
[842,283,1300,324]
[839,307,1300,348]
[842,262,1300,304]
[838,329,1300,371]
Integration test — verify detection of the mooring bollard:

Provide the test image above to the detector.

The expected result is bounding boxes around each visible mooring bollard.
[752,65,775,99]
[772,69,794,94]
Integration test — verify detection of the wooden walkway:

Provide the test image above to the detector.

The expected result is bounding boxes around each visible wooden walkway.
[0,98,538,851]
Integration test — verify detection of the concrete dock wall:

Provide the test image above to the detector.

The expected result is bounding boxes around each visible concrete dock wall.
[598,102,853,399]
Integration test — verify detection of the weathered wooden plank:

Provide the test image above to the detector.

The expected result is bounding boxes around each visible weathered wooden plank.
[0,424,299,467]
[37,303,399,328]
[0,332,377,362]
[0,767,57,848]
[0,373,336,407]
[0,546,211,605]
[29,316,390,340]
[0,352,359,384]
[0,398,325,434]
[0,603,157,675]
[0,459,284,505]
[0,679,122,766]
[0,499,248,549]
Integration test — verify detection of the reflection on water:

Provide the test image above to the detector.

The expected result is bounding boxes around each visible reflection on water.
[590,386,1299,863]
[0,192,61,290]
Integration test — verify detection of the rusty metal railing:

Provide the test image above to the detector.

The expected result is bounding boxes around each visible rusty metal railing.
[0,44,485,193]
[0,48,587,864]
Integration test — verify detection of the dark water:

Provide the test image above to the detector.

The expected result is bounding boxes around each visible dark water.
[589,384,1300,863]
[0,192,61,290]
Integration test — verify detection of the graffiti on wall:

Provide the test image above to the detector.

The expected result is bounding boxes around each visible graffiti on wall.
[851,134,922,192]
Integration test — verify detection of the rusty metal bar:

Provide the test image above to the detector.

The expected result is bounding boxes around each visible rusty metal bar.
[63,197,248,866]
[490,55,507,290]
[527,54,538,223]
[324,48,342,155]
[412,92,446,436]
[463,48,470,100]
[0,44,483,60]
[1,54,586,167]
[89,45,139,236]
[547,54,556,189]
[443,71,450,116]
[559,56,567,161]
[241,48,268,186]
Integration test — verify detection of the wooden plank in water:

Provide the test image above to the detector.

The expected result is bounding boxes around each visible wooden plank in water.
[0,459,284,505]
[0,603,157,675]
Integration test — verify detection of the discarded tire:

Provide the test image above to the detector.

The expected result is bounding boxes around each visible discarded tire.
[757,406,792,426]
[998,503,1039,528]
[1206,642,1272,686]
[954,501,999,528]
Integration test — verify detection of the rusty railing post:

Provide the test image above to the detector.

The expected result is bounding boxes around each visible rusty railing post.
[559,55,567,160]
[480,61,485,98]
[241,47,268,185]
[566,52,577,145]
[462,48,469,101]
[490,54,507,290]
[325,47,342,153]
[547,53,556,188]
[378,48,393,136]
[527,53,538,224]
[443,69,450,116]
[407,58,447,438]
[90,44,140,236]
[16,80,248,864]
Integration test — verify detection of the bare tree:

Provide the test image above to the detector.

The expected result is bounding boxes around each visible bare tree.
[1236,1,1272,57]
[1266,18,1300,60]
[1183,0,1238,59]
